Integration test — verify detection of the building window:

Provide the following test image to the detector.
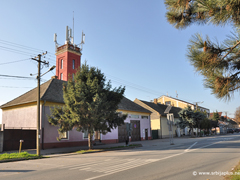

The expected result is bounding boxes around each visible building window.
[165,101,171,106]
[60,73,63,80]
[72,74,74,81]
[84,130,88,139]
[142,116,148,119]
[72,59,75,69]
[59,131,68,139]
[61,59,63,69]
[129,114,139,119]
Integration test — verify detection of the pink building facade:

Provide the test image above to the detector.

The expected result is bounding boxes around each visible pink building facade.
[1,79,151,150]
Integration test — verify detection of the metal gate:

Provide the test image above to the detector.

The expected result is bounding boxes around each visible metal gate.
[3,129,36,151]
[118,123,128,143]
[130,120,141,141]
[152,130,158,139]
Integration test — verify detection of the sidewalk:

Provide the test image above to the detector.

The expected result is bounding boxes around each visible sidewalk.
[1,141,142,157]
[1,134,230,157]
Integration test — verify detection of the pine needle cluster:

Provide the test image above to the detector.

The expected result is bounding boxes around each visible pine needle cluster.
[165,0,240,100]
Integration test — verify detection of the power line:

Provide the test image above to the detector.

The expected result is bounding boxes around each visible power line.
[0,86,33,88]
[0,47,35,56]
[0,74,35,79]
[0,58,30,65]
[0,39,56,56]
[0,39,44,52]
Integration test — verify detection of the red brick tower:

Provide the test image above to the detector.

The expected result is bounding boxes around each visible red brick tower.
[54,26,85,81]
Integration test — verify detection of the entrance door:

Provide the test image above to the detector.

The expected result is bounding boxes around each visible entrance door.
[118,123,128,143]
[145,129,148,140]
[130,120,140,141]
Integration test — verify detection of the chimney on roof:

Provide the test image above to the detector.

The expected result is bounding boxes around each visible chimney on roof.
[153,98,158,104]
[51,76,58,79]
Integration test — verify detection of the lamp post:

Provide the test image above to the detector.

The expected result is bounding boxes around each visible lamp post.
[36,65,55,156]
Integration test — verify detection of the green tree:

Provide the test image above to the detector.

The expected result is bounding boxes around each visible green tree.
[178,106,195,137]
[165,0,240,100]
[48,63,127,149]
[178,106,206,137]
[212,111,220,122]
[193,110,206,136]
[200,118,212,135]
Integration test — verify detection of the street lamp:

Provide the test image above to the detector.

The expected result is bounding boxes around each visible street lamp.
[37,65,55,156]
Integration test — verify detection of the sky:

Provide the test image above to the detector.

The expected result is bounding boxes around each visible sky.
[0,0,239,123]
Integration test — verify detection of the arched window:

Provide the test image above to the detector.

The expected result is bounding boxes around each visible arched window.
[61,59,63,69]
[72,59,75,69]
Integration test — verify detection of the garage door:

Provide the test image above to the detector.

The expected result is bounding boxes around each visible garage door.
[3,129,36,151]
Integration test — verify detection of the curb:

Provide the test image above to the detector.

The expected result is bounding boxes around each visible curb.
[0,144,142,162]
[0,156,42,163]
[45,144,142,158]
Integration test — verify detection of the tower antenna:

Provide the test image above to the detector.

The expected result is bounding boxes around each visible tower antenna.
[73,11,74,44]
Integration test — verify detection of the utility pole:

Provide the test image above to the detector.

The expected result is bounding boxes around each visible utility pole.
[32,52,48,156]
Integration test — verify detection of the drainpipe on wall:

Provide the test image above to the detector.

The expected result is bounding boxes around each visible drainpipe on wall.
[160,114,162,139]
[41,100,46,150]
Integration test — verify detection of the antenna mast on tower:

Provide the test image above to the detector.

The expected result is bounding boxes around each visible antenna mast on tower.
[73,11,74,44]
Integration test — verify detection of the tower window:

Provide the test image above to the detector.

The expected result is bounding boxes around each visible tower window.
[60,73,63,80]
[61,59,63,69]
[165,101,171,106]
[72,59,75,69]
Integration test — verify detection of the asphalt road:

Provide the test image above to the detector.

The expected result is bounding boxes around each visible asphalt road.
[1,134,240,180]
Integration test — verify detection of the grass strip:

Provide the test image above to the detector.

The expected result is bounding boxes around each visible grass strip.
[103,144,141,149]
[76,149,103,154]
[75,144,141,154]
[0,152,40,161]
[225,161,240,180]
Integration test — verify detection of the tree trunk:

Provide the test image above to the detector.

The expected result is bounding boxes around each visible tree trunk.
[198,124,200,137]
[191,127,194,138]
[88,131,93,150]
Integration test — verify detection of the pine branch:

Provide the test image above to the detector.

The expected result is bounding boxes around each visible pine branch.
[221,40,240,62]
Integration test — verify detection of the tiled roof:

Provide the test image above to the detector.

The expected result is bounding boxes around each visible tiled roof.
[0,79,66,108]
[0,79,150,114]
[118,97,151,113]
[209,112,222,119]
[138,100,182,118]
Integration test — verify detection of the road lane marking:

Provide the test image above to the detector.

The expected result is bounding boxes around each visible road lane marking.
[87,159,142,172]
[84,140,225,180]
[70,158,130,170]
[184,142,198,152]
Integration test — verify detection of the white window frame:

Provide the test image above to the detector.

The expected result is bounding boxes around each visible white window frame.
[61,59,63,69]
[141,115,148,119]
[129,114,140,119]
[83,130,88,139]
[165,101,171,106]
[59,131,69,140]
[60,73,63,80]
